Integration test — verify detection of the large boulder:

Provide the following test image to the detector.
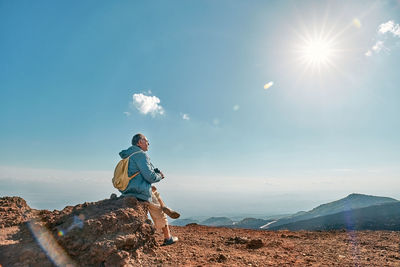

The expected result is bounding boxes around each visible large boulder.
[0,196,157,266]
[0,196,36,228]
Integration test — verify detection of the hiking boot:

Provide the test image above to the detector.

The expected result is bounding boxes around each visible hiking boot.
[162,236,178,246]
[162,206,180,219]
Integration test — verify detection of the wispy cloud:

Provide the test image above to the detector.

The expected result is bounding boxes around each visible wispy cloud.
[366,20,400,57]
[0,165,111,183]
[233,105,240,111]
[182,113,190,120]
[0,165,113,210]
[372,41,384,52]
[132,93,165,117]
[123,111,131,117]
[330,168,354,173]
[264,81,274,90]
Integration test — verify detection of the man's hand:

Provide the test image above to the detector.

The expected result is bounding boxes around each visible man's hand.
[154,167,165,179]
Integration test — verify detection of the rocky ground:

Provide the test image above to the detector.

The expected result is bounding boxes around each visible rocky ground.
[150,225,400,266]
[1,196,400,266]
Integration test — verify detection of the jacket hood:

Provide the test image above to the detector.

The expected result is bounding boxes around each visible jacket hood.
[119,145,142,159]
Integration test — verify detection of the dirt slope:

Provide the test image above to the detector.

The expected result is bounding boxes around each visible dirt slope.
[149,225,400,266]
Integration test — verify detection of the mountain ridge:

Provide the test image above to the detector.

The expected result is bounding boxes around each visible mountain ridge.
[269,201,400,231]
[172,193,399,230]
[264,193,398,229]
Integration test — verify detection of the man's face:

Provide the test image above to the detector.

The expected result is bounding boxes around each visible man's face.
[138,137,149,151]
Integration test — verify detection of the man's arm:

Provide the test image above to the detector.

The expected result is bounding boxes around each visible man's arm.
[134,153,163,183]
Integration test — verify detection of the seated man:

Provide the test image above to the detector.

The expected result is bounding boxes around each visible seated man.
[119,133,180,246]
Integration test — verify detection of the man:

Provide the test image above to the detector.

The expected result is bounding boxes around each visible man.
[118,133,179,246]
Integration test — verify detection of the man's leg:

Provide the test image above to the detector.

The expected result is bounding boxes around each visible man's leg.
[147,191,178,245]
[151,186,180,219]
[162,225,171,240]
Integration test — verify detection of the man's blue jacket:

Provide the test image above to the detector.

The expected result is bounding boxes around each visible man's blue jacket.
[119,145,163,201]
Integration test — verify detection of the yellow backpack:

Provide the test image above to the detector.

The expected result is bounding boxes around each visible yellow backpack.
[112,151,142,191]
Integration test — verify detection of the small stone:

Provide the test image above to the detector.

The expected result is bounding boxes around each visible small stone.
[247,239,264,249]
[225,236,249,245]
[217,254,227,263]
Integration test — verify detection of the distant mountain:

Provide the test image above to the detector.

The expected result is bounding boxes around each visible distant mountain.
[172,217,276,229]
[170,218,200,226]
[201,217,234,226]
[227,218,274,229]
[269,202,400,231]
[264,193,398,229]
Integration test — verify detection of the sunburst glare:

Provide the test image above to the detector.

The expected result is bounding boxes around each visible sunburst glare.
[296,33,338,73]
[290,13,350,76]
[300,38,334,65]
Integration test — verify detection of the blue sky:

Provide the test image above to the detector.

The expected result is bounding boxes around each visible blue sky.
[1,0,400,217]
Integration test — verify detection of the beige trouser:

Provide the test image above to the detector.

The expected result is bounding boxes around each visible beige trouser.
[146,190,168,231]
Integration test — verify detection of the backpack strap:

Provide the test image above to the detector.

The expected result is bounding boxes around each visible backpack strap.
[129,171,140,179]
[128,150,143,158]
[127,150,143,179]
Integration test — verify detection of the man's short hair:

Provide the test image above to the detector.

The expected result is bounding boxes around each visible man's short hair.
[132,133,145,146]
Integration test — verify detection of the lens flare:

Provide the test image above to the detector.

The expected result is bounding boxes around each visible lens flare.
[264,81,274,90]
[28,219,76,266]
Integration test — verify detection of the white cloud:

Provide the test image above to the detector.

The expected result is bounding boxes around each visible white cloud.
[182,113,190,120]
[366,41,387,57]
[372,41,384,52]
[233,105,240,111]
[378,20,400,36]
[379,20,395,34]
[123,111,131,116]
[132,93,165,117]
[395,28,400,37]
[213,118,220,125]
[366,20,400,57]
[264,81,274,90]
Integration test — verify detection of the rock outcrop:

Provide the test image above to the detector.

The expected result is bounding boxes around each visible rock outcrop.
[0,197,36,228]
[0,196,157,266]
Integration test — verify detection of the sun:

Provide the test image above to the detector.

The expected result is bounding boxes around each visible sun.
[297,36,336,71]
[301,38,334,65]
[292,20,343,75]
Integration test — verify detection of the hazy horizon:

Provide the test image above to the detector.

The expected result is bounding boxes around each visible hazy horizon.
[1,165,399,218]
[1,1,400,218]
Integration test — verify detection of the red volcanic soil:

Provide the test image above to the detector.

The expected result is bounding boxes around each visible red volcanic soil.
[1,196,400,266]
[151,225,400,266]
